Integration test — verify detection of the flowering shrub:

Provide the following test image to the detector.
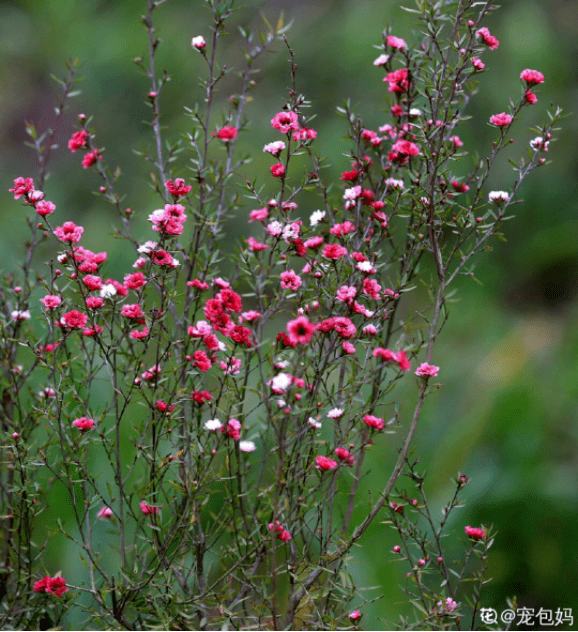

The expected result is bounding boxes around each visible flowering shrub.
[0,0,562,629]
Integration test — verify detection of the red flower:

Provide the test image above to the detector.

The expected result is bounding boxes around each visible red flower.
[315,455,338,470]
[465,525,486,541]
[270,163,286,178]
[520,69,544,85]
[216,126,238,142]
[286,316,316,345]
[165,178,192,198]
[391,139,420,156]
[33,575,69,598]
[61,310,88,329]
[82,148,102,169]
[68,130,89,153]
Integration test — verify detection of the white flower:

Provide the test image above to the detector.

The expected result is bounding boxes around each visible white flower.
[308,417,322,429]
[57,254,67,264]
[309,210,326,226]
[356,261,376,273]
[488,190,510,204]
[373,53,390,66]
[266,221,283,237]
[344,186,361,201]
[385,177,404,190]
[11,310,30,321]
[263,141,286,155]
[530,136,549,152]
[138,241,157,254]
[191,36,206,49]
[269,372,292,394]
[282,222,300,241]
[239,440,257,452]
[327,408,344,419]
[204,419,222,431]
[100,283,117,299]
[409,108,422,117]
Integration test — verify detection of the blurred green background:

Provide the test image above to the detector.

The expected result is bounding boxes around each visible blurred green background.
[1,0,577,628]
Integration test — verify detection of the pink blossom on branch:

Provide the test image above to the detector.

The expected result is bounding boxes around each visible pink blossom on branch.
[489,112,513,127]
[54,221,84,244]
[72,417,95,431]
[270,110,300,133]
[477,27,499,50]
[286,316,316,345]
[415,362,440,377]
[465,525,487,541]
[315,455,338,471]
[520,68,545,85]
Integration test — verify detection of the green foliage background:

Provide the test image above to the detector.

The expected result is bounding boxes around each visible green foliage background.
[1,0,577,628]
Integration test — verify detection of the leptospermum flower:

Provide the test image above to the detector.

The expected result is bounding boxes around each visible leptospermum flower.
[464,526,487,541]
[315,455,338,470]
[191,35,206,50]
[140,501,160,516]
[488,190,510,204]
[489,112,513,127]
[239,440,256,452]
[363,414,385,430]
[286,316,316,345]
[204,419,223,431]
[216,126,238,142]
[97,507,113,519]
[54,221,84,244]
[33,575,69,598]
[72,417,95,431]
[415,363,440,377]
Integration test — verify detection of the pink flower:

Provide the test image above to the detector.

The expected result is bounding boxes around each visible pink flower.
[83,275,103,291]
[124,271,146,290]
[465,525,486,541]
[263,141,286,156]
[82,148,102,169]
[130,327,149,340]
[396,350,411,372]
[191,35,206,49]
[335,447,355,466]
[68,130,89,152]
[471,57,485,70]
[61,310,88,329]
[322,243,348,260]
[140,501,160,515]
[415,362,440,377]
[54,221,84,244]
[165,178,192,198]
[520,69,544,85]
[216,126,238,142]
[477,27,499,50]
[385,68,409,93]
[315,455,338,471]
[9,176,35,200]
[342,341,356,355]
[41,295,62,309]
[278,529,292,542]
[148,203,187,236]
[391,139,420,156]
[386,35,406,50]
[193,350,212,373]
[35,200,56,217]
[292,127,317,142]
[489,112,513,127]
[97,506,113,519]
[72,417,95,431]
[363,414,385,430]
[525,90,538,105]
[246,236,269,251]
[33,576,68,598]
[286,316,316,345]
[121,304,145,319]
[271,110,300,133]
[280,270,302,290]
[270,163,286,178]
